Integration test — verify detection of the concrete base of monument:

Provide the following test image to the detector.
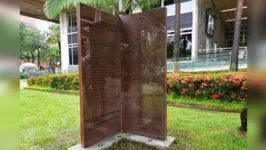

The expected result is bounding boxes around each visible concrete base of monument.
[68,133,176,150]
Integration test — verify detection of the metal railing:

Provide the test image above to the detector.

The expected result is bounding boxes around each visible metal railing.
[167,47,248,72]
[197,47,248,62]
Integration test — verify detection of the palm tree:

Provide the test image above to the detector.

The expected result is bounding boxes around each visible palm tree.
[173,0,180,73]
[230,0,244,72]
[44,0,162,19]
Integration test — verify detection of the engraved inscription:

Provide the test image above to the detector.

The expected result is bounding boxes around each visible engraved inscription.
[90,40,117,102]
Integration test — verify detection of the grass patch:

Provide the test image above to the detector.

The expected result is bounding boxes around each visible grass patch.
[20,90,80,150]
[168,106,247,150]
[20,90,247,150]
[26,86,246,111]
[167,94,246,111]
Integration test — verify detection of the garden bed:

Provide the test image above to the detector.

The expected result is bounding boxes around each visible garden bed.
[167,72,247,102]
[27,72,248,102]
[25,85,246,112]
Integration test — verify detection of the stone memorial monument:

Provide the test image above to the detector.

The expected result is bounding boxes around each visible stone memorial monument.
[69,3,174,150]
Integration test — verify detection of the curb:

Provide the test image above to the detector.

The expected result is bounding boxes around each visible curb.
[24,87,79,95]
[168,102,242,113]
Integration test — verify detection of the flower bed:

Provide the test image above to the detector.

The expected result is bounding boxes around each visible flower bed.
[28,72,247,102]
[167,72,247,102]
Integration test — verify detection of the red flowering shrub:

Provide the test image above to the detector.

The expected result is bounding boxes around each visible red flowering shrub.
[211,94,219,100]
[27,73,79,90]
[167,72,247,102]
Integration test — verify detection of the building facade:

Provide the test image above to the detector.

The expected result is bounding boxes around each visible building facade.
[59,0,197,72]
[58,0,248,72]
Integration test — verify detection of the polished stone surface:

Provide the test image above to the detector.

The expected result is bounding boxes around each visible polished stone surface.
[77,3,121,148]
[76,3,167,148]
[120,8,167,140]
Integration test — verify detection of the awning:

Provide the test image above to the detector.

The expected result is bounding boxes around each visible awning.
[20,0,59,23]
[212,0,248,28]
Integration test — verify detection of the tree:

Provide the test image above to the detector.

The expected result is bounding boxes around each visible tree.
[44,0,161,19]
[40,44,60,69]
[173,0,180,73]
[20,23,44,63]
[47,24,61,65]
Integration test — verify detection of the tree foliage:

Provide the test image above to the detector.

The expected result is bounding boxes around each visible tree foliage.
[47,24,60,44]
[40,44,60,67]
[40,24,61,68]
[44,0,161,19]
[20,23,44,63]
[47,24,61,66]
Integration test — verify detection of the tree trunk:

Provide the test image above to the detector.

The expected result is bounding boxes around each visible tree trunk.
[31,52,35,63]
[58,40,61,66]
[230,0,244,72]
[48,57,50,73]
[38,48,40,69]
[161,0,164,7]
[173,0,180,74]
[26,56,30,63]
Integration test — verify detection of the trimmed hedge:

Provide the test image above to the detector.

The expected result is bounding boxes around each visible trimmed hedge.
[20,73,29,79]
[167,72,247,102]
[27,73,79,90]
[28,72,247,102]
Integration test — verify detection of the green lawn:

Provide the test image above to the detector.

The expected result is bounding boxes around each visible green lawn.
[26,85,246,111]
[20,90,247,150]
[20,90,80,150]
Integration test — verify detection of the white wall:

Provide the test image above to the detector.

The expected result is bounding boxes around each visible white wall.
[60,12,69,73]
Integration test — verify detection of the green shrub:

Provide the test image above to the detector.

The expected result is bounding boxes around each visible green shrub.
[27,73,79,90]
[20,73,29,79]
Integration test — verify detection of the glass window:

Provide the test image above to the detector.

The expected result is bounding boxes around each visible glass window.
[68,15,77,32]
[68,33,78,44]
[69,48,73,65]
[69,46,78,65]
[167,30,192,61]
[68,14,78,65]
[227,27,248,47]
[73,47,78,65]
[164,0,192,6]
